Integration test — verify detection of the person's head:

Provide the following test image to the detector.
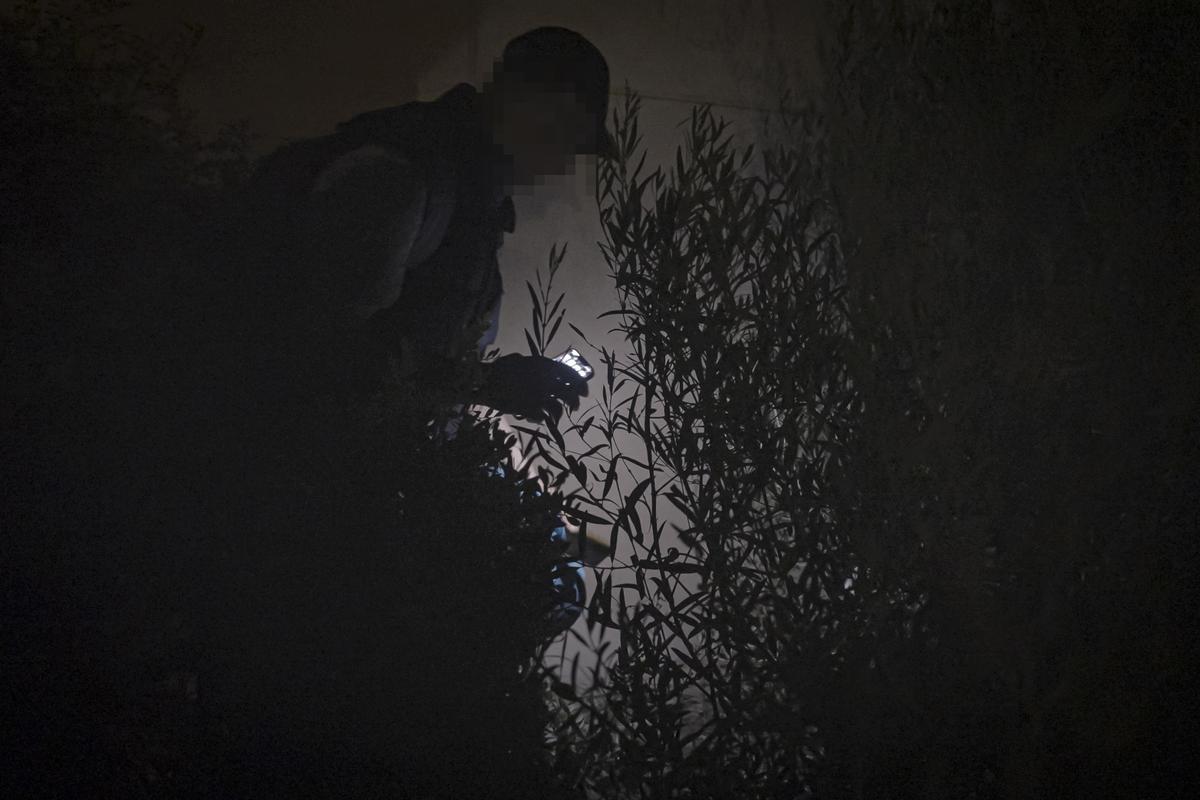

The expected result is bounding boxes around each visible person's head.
[482,27,615,185]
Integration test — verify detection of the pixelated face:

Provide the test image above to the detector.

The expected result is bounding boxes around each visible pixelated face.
[488,79,592,183]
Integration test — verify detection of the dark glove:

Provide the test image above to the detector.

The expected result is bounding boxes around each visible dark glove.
[477,354,589,424]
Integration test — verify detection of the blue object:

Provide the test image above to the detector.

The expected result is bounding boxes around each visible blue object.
[488,465,586,634]
[547,523,586,635]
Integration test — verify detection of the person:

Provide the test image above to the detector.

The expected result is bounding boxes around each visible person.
[234,26,616,423]
[213,27,616,642]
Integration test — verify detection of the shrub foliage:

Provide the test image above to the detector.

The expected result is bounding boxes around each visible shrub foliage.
[535,3,1199,798]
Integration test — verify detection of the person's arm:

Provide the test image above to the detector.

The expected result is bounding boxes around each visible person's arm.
[473,354,589,423]
[300,145,429,324]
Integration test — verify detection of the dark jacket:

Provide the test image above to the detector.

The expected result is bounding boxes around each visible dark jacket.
[241,84,513,375]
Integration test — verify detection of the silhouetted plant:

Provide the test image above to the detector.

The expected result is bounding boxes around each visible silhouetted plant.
[524,89,863,798]
[529,3,1199,798]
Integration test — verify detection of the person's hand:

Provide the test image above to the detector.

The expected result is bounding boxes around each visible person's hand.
[479,354,589,424]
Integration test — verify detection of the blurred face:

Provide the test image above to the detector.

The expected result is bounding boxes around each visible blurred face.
[487,80,592,185]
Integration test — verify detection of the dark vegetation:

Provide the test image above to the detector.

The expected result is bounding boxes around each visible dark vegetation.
[2,1,1197,799]
[3,2,561,797]
[530,1,1200,798]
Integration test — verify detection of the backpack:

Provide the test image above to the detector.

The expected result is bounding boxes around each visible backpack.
[239,86,473,302]
[232,84,509,378]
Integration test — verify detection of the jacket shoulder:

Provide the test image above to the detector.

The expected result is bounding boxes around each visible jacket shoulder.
[335,84,479,156]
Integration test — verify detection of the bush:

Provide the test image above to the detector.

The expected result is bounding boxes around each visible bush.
[533,91,856,798]
[534,2,1199,797]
